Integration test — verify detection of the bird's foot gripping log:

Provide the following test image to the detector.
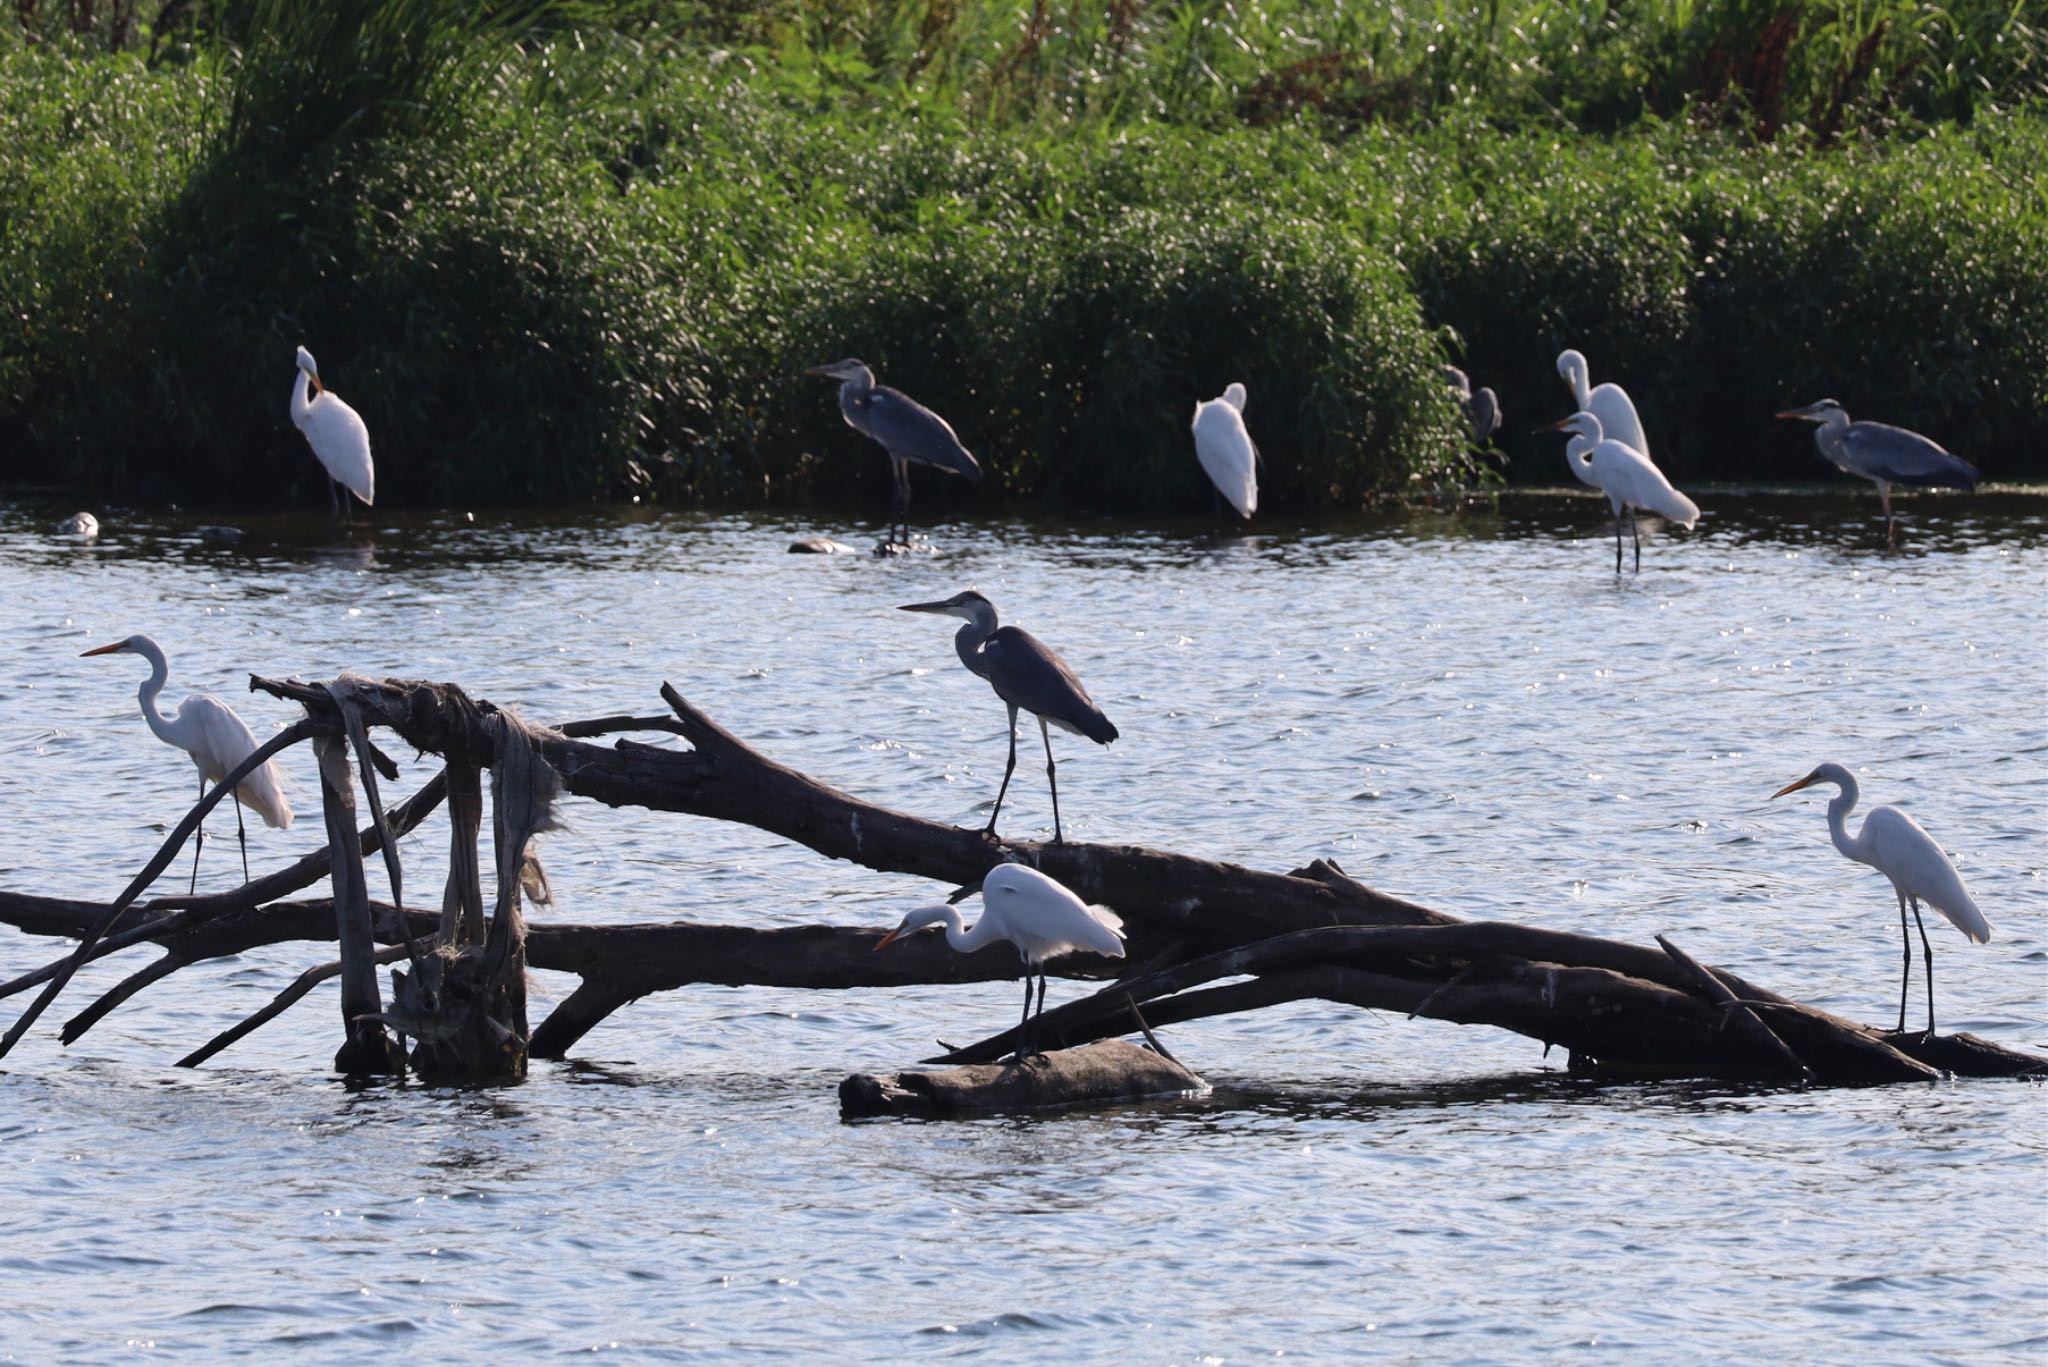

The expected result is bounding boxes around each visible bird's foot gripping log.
[1,675,2042,1091]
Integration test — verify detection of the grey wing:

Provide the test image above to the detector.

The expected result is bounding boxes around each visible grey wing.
[1842,422,1976,490]
[862,386,983,482]
[1470,387,1501,440]
[983,628,1117,744]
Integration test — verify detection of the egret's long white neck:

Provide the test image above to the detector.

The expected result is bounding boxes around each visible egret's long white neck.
[909,903,1007,955]
[1818,769,1868,864]
[291,368,314,431]
[130,638,178,748]
[1564,358,1591,410]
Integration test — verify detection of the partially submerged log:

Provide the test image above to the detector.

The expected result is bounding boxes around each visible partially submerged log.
[2,672,2041,1093]
[840,1039,1208,1118]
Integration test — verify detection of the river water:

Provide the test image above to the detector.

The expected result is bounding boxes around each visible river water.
[1,492,2043,1364]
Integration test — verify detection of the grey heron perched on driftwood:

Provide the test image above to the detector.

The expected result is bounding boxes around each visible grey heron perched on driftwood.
[1444,366,1501,445]
[1775,399,1976,544]
[807,358,982,548]
[900,590,1117,844]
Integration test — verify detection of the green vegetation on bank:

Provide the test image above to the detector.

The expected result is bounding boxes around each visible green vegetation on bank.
[2,2,2043,510]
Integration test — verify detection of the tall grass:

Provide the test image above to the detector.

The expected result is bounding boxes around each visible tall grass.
[1,6,2042,508]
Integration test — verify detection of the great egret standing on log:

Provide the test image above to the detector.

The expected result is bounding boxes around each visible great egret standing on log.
[1556,349,1646,486]
[1775,398,1976,544]
[290,346,374,519]
[875,863,1125,1058]
[1191,382,1258,519]
[899,590,1117,844]
[81,634,293,890]
[1444,366,1501,445]
[807,358,982,548]
[1772,762,1990,1034]
[1540,411,1698,572]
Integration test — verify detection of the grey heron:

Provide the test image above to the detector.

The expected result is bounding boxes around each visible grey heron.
[1444,366,1501,445]
[1539,411,1698,572]
[1556,349,1646,487]
[807,358,982,547]
[900,590,1117,844]
[291,346,374,520]
[875,863,1126,1059]
[1775,398,1976,544]
[1773,763,1990,1034]
[1190,382,1258,519]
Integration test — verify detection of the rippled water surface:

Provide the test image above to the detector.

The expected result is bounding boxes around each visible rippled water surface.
[2,492,2044,1364]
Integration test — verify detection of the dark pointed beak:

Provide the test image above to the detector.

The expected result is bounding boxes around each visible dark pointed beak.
[80,642,123,657]
[1773,408,1806,421]
[898,600,951,614]
[804,365,837,379]
[1770,775,1815,799]
[1535,416,1574,434]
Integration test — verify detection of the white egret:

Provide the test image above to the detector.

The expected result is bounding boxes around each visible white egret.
[82,635,293,890]
[900,591,1118,844]
[291,346,374,518]
[875,863,1126,1058]
[1772,763,1991,1034]
[1555,349,1647,486]
[1191,382,1258,519]
[1540,411,1698,572]
[59,512,99,538]
[806,358,981,548]
[1775,398,1977,544]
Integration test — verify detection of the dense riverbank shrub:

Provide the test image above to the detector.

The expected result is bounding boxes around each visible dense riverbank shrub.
[2,8,2043,507]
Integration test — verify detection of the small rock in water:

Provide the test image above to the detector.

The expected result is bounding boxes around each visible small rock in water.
[197,525,247,545]
[788,536,858,555]
[58,511,99,537]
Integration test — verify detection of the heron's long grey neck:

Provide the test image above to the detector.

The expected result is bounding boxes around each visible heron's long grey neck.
[835,367,876,422]
[1812,417,1851,470]
[952,607,999,681]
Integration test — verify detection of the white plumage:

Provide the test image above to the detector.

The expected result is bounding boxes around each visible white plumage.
[875,863,1125,1058]
[1547,410,1697,571]
[1556,348,1648,485]
[82,633,292,889]
[1191,381,1258,519]
[1774,762,1991,1034]
[291,345,374,508]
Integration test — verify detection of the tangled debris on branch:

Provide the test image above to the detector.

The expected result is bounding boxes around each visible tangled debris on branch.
[0,673,2040,1093]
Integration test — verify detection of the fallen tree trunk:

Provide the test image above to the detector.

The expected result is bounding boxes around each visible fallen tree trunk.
[840,1040,1209,1118]
[2,675,2039,1090]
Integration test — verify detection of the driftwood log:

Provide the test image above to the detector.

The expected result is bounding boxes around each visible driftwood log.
[840,1039,1209,1118]
[1,673,2041,1093]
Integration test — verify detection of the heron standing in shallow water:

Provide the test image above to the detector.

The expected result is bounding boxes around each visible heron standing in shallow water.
[807,358,982,548]
[1539,411,1698,573]
[1775,398,1976,545]
[900,591,1117,844]
[1772,763,1991,1034]
[875,863,1126,1059]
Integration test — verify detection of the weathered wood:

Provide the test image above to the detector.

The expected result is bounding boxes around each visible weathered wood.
[316,735,401,1075]
[1656,934,1811,1082]
[840,1039,1208,1118]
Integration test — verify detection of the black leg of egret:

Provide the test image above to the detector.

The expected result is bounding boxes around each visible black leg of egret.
[1612,508,1624,575]
[235,798,250,884]
[326,477,340,525]
[1910,896,1937,1034]
[1630,508,1641,573]
[1039,716,1062,844]
[1014,973,1034,1062]
[189,774,206,894]
[985,704,1021,838]
[1894,891,1912,1033]
[1034,971,1048,1056]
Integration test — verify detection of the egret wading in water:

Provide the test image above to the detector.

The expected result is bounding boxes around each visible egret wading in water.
[875,863,1125,1059]
[290,346,374,520]
[899,591,1117,844]
[81,634,293,890]
[1445,366,1501,445]
[1772,763,1991,1034]
[1775,398,1976,545]
[1540,411,1698,572]
[807,358,981,549]
[1555,349,1646,487]
[1191,382,1258,519]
